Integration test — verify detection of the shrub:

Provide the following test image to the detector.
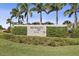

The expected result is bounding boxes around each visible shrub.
[1,33,79,47]
[71,28,79,38]
[11,26,68,37]
[4,27,11,33]
[63,20,72,25]
[47,27,67,37]
[11,26,27,35]
[11,26,79,38]
[66,27,79,38]
[32,22,40,25]
[13,36,79,47]
[43,22,54,25]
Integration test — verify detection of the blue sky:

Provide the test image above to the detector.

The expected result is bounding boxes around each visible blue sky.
[0,3,79,29]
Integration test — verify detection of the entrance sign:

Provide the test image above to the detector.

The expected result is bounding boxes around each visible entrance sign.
[27,25,46,37]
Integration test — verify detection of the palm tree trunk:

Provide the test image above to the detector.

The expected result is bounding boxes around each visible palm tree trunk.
[40,11,42,25]
[74,12,77,29]
[26,13,28,25]
[56,9,58,25]
[9,23,11,32]
[10,23,11,28]
[18,18,19,24]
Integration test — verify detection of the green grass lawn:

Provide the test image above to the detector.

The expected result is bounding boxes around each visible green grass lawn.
[0,38,79,56]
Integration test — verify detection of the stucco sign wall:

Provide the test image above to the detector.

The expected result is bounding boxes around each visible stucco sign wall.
[27,25,46,37]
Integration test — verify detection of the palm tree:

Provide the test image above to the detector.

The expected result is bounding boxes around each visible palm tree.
[10,8,24,24]
[64,3,79,28]
[6,18,12,29]
[30,3,47,24]
[45,3,66,25]
[17,3,32,24]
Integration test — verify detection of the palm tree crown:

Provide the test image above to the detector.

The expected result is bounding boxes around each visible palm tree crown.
[45,3,66,24]
[6,18,12,28]
[10,8,23,24]
[17,3,32,24]
[30,3,47,24]
[64,3,79,28]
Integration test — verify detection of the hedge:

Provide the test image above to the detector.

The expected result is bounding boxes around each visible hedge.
[1,33,79,47]
[11,26,79,38]
[11,26,27,35]
[46,27,68,37]
[11,26,68,37]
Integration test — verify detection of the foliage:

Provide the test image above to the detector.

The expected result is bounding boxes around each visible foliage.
[0,33,15,40]
[30,3,48,24]
[0,25,3,29]
[11,26,27,35]
[11,26,79,38]
[17,3,32,24]
[63,20,72,25]
[64,3,79,28]
[71,27,79,38]
[32,22,40,25]
[4,27,11,33]
[0,37,79,55]
[10,8,24,24]
[1,33,79,47]
[47,27,67,37]
[43,22,54,25]
[45,3,66,24]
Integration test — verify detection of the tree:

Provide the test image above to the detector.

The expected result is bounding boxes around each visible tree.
[17,3,32,24]
[10,8,24,24]
[6,18,12,28]
[64,3,79,28]
[0,25,3,29]
[45,3,66,24]
[30,3,47,24]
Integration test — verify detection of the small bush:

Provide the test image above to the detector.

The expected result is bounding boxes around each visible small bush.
[11,26,27,35]
[15,36,79,47]
[43,22,54,25]
[71,28,79,38]
[32,22,40,25]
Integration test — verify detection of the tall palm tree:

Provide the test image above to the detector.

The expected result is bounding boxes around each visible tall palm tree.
[45,3,66,25]
[64,3,79,28]
[10,8,23,24]
[6,18,12,28]
[30,3,47,24]
[17,3,32,24]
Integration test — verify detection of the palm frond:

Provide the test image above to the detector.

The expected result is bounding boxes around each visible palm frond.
[29,10,32,17]
[6,18,12,24]
[68,12,73,17]
[24,12,27,17]
[64,9,73,16]
[30,7,37,11]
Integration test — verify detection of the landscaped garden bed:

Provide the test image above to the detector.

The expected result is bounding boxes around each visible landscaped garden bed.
[0,33,79,47]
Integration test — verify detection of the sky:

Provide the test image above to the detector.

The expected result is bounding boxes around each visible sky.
[0,3,79,29]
